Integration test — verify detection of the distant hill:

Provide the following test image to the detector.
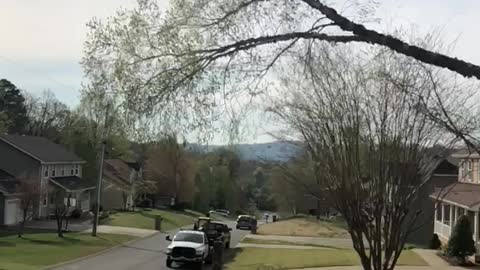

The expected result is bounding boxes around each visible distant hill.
[187,141,303,162]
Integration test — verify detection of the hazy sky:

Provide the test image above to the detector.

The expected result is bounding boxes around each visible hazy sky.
[0,0,478,143]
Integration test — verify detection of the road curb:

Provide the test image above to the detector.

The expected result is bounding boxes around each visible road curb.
[41,231,161,270]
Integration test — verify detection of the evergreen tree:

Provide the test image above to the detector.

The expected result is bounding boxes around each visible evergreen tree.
[447,215,476,264]
[0,79,28,133]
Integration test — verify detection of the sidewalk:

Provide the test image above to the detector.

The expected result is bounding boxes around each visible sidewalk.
[82,225,158,237]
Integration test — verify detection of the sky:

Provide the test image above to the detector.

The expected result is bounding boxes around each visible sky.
[0,0,478,143]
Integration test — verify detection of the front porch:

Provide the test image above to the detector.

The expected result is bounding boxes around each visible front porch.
[434,201,480,251]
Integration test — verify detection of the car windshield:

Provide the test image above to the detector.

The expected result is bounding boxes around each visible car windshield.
[174,233,204,243]
[238,217,251,222]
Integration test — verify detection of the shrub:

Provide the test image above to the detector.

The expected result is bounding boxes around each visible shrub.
[429,233,442,250]
[446,215,476,264]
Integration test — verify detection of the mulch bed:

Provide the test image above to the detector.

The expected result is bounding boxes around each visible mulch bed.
[436,251,478,268]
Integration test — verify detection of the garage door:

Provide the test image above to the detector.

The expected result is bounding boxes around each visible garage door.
[4,199,20,225]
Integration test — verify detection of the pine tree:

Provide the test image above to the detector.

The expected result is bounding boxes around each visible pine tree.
[447,215,476,264]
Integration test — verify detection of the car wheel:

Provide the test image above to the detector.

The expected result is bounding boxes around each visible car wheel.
[205,253,213,264]
[166,258,172,268]
[196,260,204,270]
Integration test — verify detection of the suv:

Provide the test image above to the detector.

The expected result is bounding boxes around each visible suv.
[166,230,211,269]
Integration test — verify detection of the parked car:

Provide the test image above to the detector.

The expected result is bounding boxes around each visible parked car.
[208,209,231,217]
[236,215,256,230]
[165,230,212,269]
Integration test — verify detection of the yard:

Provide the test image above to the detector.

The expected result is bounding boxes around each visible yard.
[257,217,350,238]
[100,208,202,231]
[224,248,427,270]
[0,231,135,270]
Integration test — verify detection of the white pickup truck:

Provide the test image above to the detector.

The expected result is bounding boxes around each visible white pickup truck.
[166,230,212,269]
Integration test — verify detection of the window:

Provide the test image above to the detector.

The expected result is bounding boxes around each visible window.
[75,165,79,175]
[459,161,464,180]
[436,204,442,221]
[71,167,74,175]
[43,198,47,205]
[52,169,56,177]
[50,196,55,205]
[444,204,451,225]
[44,168,48,177]
[61,169,64,176]
[468,160,473,181]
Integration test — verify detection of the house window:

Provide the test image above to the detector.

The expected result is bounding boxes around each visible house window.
[459,161,464,181]
[44,169,48,177]
[436,204,442,221]
[75,165,79,175]
[52,169,56,177]
[71,167,74,175]
[444,204,451,225]
[61,169,64,176]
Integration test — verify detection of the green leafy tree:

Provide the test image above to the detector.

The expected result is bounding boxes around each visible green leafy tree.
[0,79,28,133]
[447,215,476,264]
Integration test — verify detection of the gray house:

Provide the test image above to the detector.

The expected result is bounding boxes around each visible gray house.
[0,135,95,225]
[102,159,141,210]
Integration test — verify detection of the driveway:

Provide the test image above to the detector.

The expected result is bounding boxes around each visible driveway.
[51,220,249,270]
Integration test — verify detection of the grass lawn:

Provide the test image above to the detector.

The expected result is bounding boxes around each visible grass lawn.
[224,248,427,270]
[101,208,201,231]
[0,231,135,270]
[241,237,344,249]
[257,217,350,238]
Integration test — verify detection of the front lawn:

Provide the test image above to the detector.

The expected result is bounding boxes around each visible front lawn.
[224,248,427,270]
[257,217,350,238]
[241,237,343,249]
[101,209,201,231]
[0,231,135,270]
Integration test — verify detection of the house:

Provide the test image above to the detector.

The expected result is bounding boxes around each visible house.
[0,135,95,225]
[102,159,141,210]
[406,157,458,246]
[430,148,480,253]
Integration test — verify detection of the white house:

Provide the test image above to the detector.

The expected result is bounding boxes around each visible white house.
[430,148,480,259]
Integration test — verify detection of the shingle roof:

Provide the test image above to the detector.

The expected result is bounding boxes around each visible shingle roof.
[430,182,480,208]
[0,135,84,163]
[0,169,17,194]
[103,159,134,188]
[50,176,95,191]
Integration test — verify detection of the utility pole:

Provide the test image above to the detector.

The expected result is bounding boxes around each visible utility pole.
[92,104,110,236]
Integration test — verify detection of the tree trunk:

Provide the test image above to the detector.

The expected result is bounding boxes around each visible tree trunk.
[17,210,28,238]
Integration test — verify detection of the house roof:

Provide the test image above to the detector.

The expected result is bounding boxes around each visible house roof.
[451,148,480,159]
[50,176,95,191]
[0,169,17,194]
[430,182,480,208]
[103,159,135,188]
[0,135,84,163]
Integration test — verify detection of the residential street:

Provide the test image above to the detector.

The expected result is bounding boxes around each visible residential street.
[52,221,249,270]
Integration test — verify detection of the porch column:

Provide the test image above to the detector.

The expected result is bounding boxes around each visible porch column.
[450,205,454,234]
[455,206,459,226]
[441,202,445,224]
[475,211,478,241]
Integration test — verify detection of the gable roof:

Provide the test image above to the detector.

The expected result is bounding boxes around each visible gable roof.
[103,159,135,188]
[0,135,84,163]
[0,168,17,194]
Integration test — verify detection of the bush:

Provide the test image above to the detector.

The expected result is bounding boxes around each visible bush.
[446,215,476,264]
[429,233,442,250]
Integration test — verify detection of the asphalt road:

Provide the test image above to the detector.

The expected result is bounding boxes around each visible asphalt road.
[53,221,249,270]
